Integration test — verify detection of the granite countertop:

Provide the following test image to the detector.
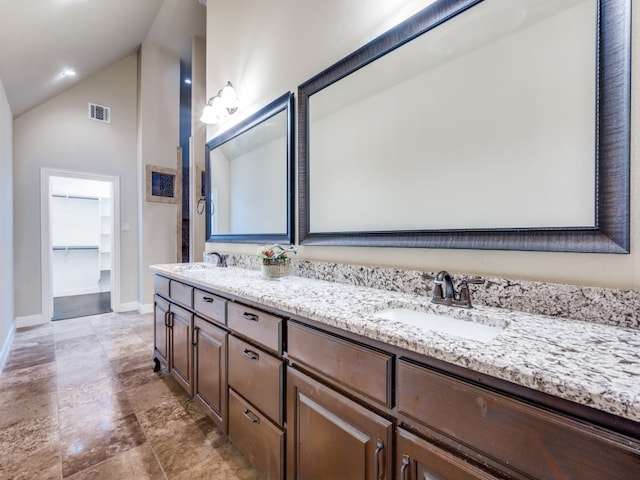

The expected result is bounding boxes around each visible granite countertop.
[151,263,640,424]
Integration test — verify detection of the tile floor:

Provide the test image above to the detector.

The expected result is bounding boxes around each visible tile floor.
[0,311,263,479]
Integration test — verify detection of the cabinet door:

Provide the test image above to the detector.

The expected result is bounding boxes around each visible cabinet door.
[170,304,193,395]
[397,428,499,480]
[193,316,227,432]
[153,295,169,369]
[287,368,392,480]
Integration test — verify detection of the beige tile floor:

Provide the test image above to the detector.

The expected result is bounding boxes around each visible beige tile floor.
[0,311,263,479]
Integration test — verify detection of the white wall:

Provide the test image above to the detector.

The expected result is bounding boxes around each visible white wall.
[137,42,181,308]
[13,54,140,320]
[0,75,15,370]
[205,0,640,291]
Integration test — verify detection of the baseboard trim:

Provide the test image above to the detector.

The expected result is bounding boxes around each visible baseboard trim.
[138,303,153,314]
[15,314,47,328]
[0,323,16,374]
[113,302,138,313]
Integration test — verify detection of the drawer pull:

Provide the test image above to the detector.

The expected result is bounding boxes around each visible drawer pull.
[243,348,260,361]
[242,312,259,322]
[243,408,260,424]
[191,326,200,346]
[202,296,214,303]
[374,439,384,480]
[400,455,410,480]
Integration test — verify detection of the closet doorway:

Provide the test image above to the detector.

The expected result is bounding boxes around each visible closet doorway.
[41,169,120,321]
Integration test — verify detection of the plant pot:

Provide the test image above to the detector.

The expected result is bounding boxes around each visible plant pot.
[261,258,292,279]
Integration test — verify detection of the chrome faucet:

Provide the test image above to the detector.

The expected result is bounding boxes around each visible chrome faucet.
[432,270,484,309]
[206,251,228,267]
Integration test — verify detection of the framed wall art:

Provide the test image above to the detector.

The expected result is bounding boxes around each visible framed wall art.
[146,164,181,204]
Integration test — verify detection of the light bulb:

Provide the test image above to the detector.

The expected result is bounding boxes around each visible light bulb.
[221,81,239,112]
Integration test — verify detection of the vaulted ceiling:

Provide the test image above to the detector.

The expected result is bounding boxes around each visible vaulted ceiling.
[0,0,206,117]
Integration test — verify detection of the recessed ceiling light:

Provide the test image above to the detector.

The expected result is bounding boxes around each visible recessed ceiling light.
[61,68,77,77]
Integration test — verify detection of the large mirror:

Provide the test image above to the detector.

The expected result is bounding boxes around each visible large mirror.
[206,92,294,244]
[299,0,630,253]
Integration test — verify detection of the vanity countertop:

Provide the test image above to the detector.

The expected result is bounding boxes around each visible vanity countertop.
[151,263,640,424]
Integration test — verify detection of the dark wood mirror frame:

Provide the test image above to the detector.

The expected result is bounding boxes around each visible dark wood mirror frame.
[298,0,630,253]
[206,92,295,245]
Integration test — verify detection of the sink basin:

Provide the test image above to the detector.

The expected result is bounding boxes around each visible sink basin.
[373,308,505,343]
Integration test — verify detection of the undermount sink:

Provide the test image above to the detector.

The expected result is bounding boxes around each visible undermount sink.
[373,308,505,343]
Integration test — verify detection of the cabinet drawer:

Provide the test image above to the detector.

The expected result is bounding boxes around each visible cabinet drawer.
[397,360,640,480]
[169,280,193,308]
[228,388,284,480]
[227,302,283,353]
[287,322,393,407]
[228,335,283,425]
[154,275,170,299]
[194,289,226,326]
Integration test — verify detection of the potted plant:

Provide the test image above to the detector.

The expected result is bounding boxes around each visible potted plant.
[257,244,297,279]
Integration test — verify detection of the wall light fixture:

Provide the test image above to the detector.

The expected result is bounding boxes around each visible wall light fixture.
[200,81,239,124]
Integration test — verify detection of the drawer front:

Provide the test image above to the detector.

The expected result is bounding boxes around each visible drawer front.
[228,389,284,480]
[154,275,170,299]
[169,280,193,308]
[227,302,282,353]
[287,322,393,407]
[228,335,283,425]
[194,289,226,326]
[397,360,640,480]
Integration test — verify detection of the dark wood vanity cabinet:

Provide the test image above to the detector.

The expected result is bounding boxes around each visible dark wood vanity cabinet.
[153,274,640,480]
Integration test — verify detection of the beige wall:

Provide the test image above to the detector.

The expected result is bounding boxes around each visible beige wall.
[137,42,181,307]
[205,0,640,291]
[13,54,140,320]
[0,75,14,365]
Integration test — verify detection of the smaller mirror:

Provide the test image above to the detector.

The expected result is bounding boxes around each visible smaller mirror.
[206,92,295,244]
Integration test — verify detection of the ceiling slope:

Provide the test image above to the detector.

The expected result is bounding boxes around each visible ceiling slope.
[0,0,205,117]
